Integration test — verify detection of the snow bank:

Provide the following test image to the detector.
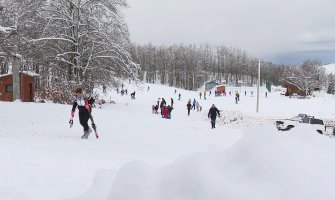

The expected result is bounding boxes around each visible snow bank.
[107,125,335,200]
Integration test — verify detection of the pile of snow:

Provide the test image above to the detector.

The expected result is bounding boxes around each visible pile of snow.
[108,125,335,200]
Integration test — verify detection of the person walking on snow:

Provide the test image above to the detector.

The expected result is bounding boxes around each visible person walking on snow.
[71,88,93,139]
[208,104,220,129]
[186,100,192,116]
[196,101,200,111]
[192,98,196,110]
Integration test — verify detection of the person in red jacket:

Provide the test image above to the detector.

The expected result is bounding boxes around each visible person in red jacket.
[161,106,170,119]
[71,88,93,139]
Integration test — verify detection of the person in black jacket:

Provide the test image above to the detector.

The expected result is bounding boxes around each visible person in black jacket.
[71,88,93,139]
[130,91,136,99]
[186,100,192,116]
[208,104,220,129]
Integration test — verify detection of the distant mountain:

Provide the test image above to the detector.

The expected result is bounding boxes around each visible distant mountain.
[271,50,335,65]
[321,63,335,74]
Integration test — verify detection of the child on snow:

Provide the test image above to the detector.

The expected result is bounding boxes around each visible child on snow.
[71,88,93,139]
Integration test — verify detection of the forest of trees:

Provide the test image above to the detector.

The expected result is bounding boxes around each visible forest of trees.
[129,43,287,90]
[129,43,330,95]
[0,0,332,103]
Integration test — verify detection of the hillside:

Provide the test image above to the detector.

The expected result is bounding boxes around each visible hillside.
[0,83,335,200]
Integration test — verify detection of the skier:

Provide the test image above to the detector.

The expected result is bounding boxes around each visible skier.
[208,104,220,129]
[170,98,174,108]
[186,100,192,116]
[71,87,93,139]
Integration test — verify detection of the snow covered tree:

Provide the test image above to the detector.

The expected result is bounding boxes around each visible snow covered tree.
[0,0,46,101]
[326,73,335,94]
[0,0,46,62]
[33,0,137,96]
[284,60,324,96]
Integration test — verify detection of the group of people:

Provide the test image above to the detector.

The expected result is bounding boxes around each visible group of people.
[117,88,128,96]
[186,99,220,129]
[186,99,203,116]
[152,97,174,119]
[71,85,223,140]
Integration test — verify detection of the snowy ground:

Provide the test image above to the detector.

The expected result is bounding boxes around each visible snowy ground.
[1,83,335,200]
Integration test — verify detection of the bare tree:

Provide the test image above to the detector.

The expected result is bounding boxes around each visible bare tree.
[130,43,287,91]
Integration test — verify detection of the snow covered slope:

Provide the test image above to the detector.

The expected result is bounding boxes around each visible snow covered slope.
[1,83,335,200]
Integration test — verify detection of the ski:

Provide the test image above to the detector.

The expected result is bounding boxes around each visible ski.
[89,114,99,139]
[69,117,74,128]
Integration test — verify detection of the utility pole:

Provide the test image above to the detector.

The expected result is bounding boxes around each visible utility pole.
[12,31,21,101]
[223,54,225,84]
[256,60,260,113]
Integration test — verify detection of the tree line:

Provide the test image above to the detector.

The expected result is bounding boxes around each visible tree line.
[130,43,286,89]
[130,43,331,95]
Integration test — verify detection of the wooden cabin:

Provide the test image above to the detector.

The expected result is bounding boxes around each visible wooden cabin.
[0,72,38,102]
[284,82,305,96]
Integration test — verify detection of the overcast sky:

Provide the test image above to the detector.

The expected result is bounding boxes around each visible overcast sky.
[124,0,335,64]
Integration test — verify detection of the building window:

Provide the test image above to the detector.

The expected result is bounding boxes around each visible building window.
[6,85,13,93]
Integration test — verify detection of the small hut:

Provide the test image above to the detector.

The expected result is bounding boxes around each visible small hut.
[205,81,219,91]
[216,85,226,96]
[283,82,305,96]
[0,72,39,102]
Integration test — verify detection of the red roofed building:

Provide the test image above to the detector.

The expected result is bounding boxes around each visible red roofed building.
[0,72,38,102]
